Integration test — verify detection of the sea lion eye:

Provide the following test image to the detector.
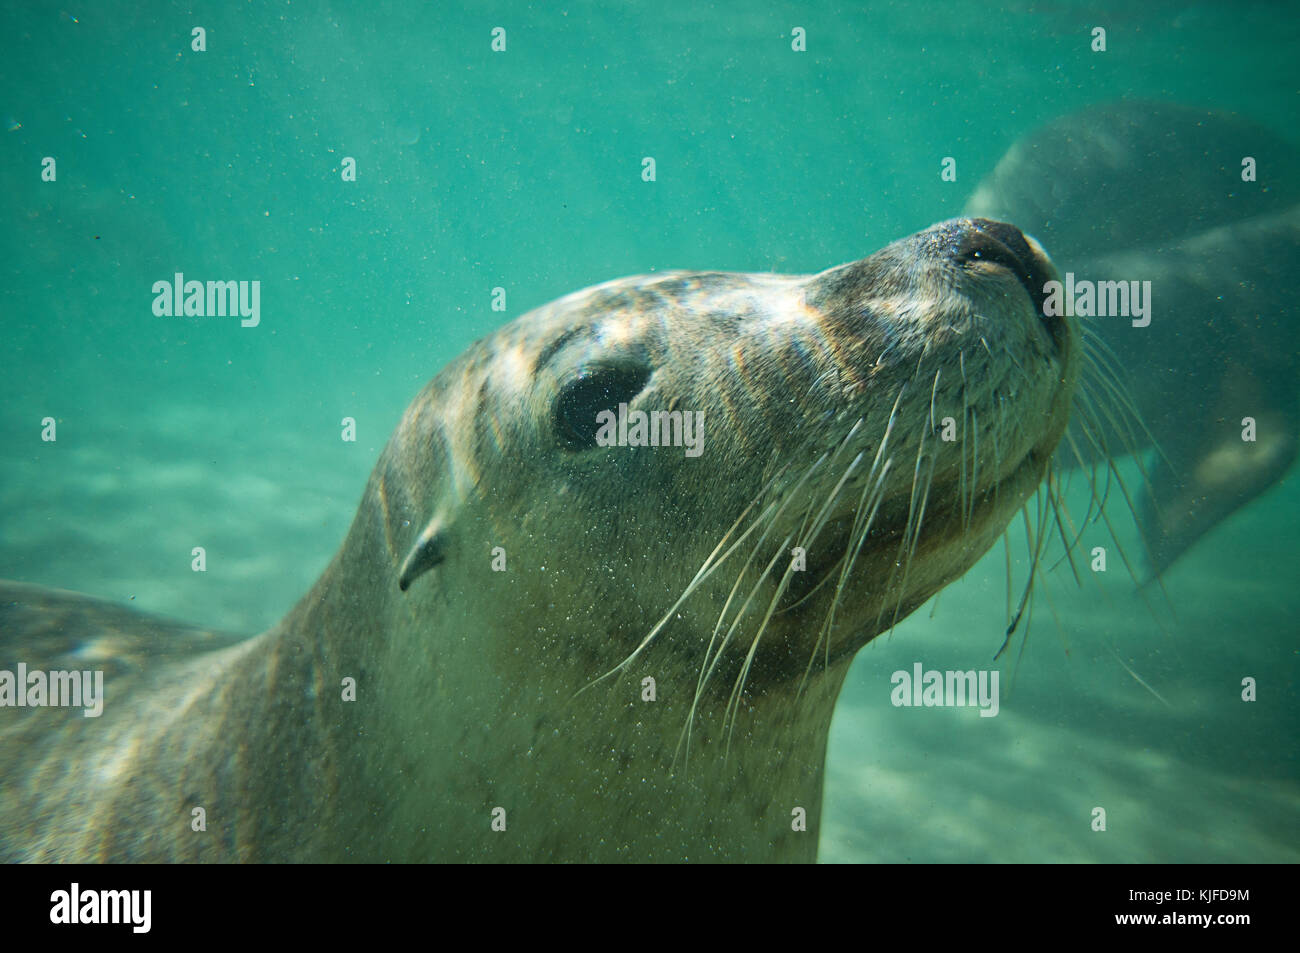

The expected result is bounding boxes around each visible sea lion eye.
[553,364,652,451]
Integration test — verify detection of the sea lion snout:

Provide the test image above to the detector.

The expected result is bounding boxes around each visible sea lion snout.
[950,218,1058,328]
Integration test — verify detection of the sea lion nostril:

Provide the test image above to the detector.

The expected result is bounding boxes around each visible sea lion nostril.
[956,220,1053,325]
[956,230,1026,274]
[969,219,1030,256]
[956,220,1031,276]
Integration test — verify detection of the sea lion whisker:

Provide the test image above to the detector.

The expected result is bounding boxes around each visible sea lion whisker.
[1062,429,1103,528]
[773,554,844,614]
[808,457,890,660]
[1079,329,1138,395]
[1076,356,1147,455]
[1071,432,1178,611]
[801,451,866,549]
[690,531,794,761]
[684,461,796,591]
[798,457,894,699]
[1043,470,1084,586]
[769,443,869,623]
[928,367,942,432]
[578,456,825,703]
[1072,389,1155,524]
[695,519,774,705]
[994,495,1049,661]
[720,456,867,759]
[870,418,931,635]
[676,525,795,772]
[1023,521,1074,680]
[778,387,902,620]
[714,445,870,757]
[1002,530,1014,628]
[680,452,839,764]
[1077,338,1167,470]
[809,390,905,652]
[703,506,782,660]
[1107,645,1173,708]
[1005,487,1052,687]
[686,490,799,761]
[993,400,1003,511]
[1092,468,1156,587]
[721,543,802,760]
[1023,474,1076,673]
[1054,393,1131,577]
[705,450,831,631]
[794,418,866,541]
[774,444,878,616]
[804,367,840,403]
[1043,472,1091,578]
[1068,401,1118,517]
[959,351,969,530]
[967,406,980,531]
[1001,342,1031,385]
[1077,366,1167,503]
[886,448,938,633]
[1073,427,1117,529]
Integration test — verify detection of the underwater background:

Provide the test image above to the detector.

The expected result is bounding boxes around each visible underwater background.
[1,0,1295,862]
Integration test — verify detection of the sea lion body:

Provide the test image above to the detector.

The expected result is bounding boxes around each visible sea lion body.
[1,218,1076,862]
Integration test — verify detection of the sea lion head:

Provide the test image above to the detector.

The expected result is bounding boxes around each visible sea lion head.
[365,217,1076,709]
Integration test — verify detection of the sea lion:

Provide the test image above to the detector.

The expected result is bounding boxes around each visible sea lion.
[965,100,1300,576]
[0,217,1077,862]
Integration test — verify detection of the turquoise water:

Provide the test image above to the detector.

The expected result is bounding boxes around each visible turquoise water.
[1,1,1295,862]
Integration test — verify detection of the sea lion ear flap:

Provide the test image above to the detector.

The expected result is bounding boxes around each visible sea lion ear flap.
[398,517,449,592]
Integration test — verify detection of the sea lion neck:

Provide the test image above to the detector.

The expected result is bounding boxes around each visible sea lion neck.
[263,469,856,861]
